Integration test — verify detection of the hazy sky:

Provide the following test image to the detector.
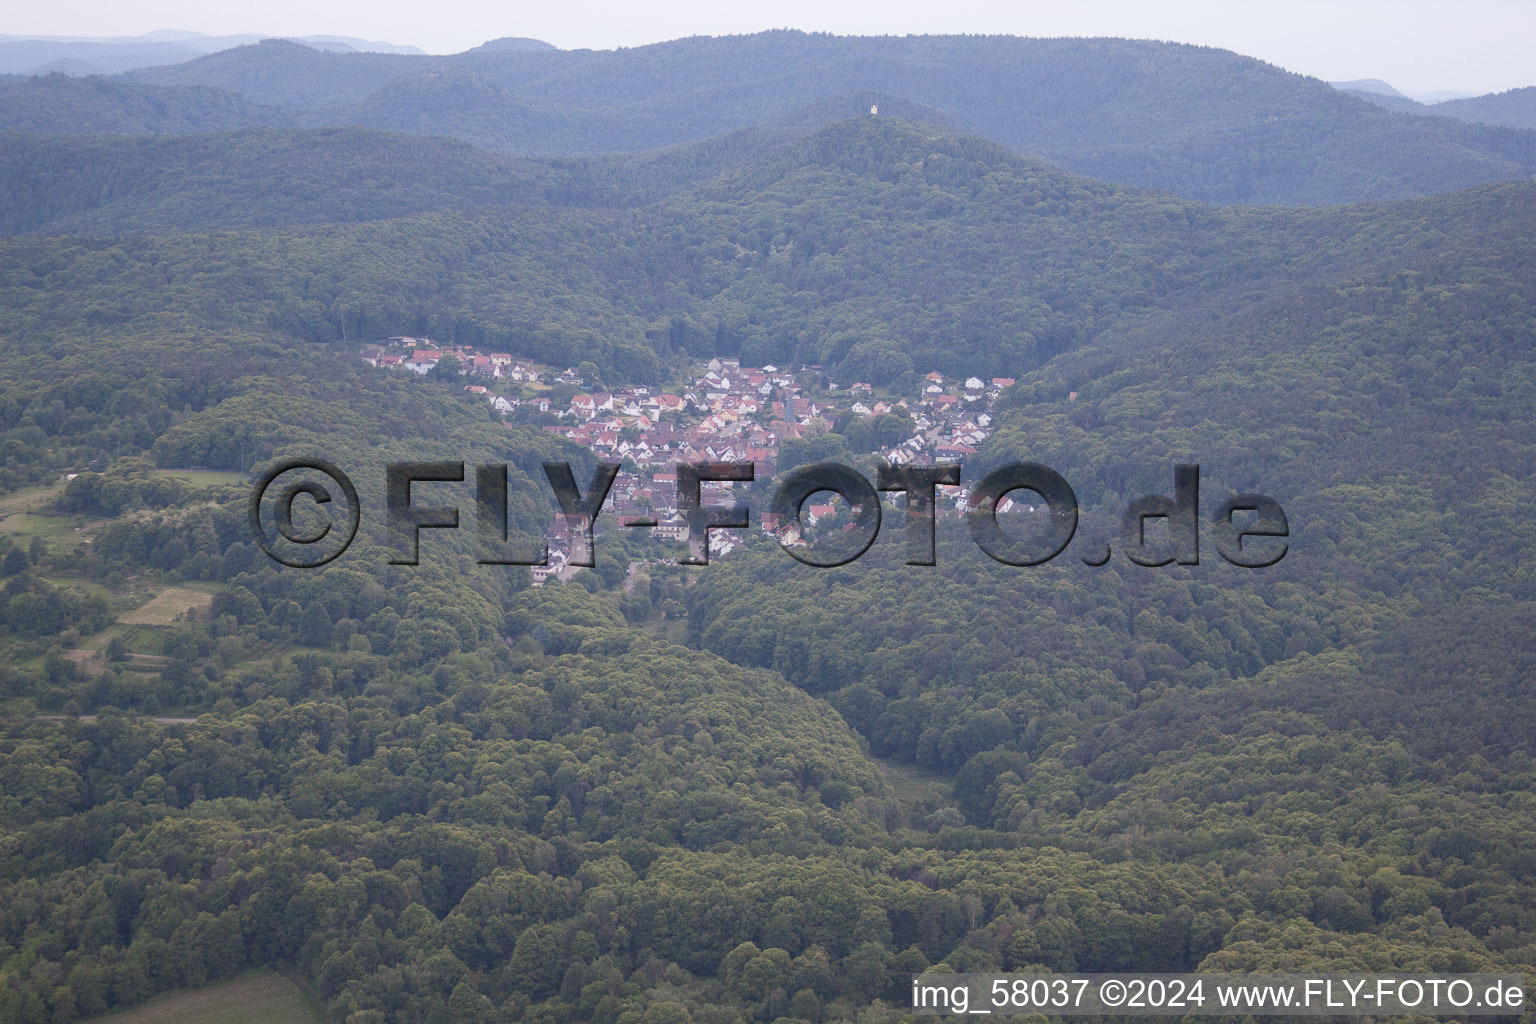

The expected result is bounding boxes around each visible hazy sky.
[9,0,1535,95]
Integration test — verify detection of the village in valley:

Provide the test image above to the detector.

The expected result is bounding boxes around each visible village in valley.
[361,336,1026,579]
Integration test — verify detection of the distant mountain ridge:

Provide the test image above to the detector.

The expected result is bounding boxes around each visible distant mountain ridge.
[115,33,1536,203]
[0,30,425,77]
[123,38,421,109]
[1329,78,1405,98]
[1343,82,1536,131]
[2,31,1534,204]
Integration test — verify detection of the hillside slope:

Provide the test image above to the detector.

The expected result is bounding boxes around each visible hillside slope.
[0,128,560,235]
[1347,83,1536,131]
[0,73,296,133]
[1430,86,1536,130]
[4,116,1532,375]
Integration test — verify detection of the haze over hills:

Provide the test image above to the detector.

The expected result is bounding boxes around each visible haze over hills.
[1344,82,1536,131]
[117,33,1536,205]
[0,32,1527,205]
[121,38,424,109]
[0,30,424,76]
[1432,87,1536,130]
[1329,78,1406,98]
[1328,78,1480,103]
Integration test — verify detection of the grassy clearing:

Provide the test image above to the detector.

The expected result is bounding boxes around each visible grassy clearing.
[0,480,81,556]
[119,587,214,626]
[0,479,67,514]
[878,756,954,799]
[874,755,962,827]
[0,511,75,541]
[43,576,114,600]
[82,972,327,1024]
[65,648,109,676]
[643,615,691,645]
[76,622,130,652]
[155,468,248,489]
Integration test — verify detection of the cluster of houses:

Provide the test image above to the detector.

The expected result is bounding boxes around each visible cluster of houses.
[885,371,1014,465]
[360,338,544,391]
[362,337,1026,577]
[532,361,1018,477]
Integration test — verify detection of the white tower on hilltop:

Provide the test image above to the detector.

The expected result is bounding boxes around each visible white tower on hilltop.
[870,103,878,116]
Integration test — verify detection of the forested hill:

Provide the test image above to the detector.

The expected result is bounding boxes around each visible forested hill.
[0,129,562,235]
[113,34,1536,202]
[6,115,1532,381]
[0,73,296,133]
[1349,84,1536,132]
[2,32,1531,204]
[1431,86,1536,130]
[121,38,425,109]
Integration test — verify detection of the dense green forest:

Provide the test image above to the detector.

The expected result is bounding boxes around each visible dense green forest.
[0,73,296,133]
[3,33,1535,204]
[0,129,561,235]
[1,85,1535,1024]
[4,116,1533,380]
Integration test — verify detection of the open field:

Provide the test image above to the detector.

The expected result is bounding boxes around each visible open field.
[0,479,66,514]
[0,481,79,555]
[83,973,327,1024]
[119,587,214,626]
[0,511,74,540]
